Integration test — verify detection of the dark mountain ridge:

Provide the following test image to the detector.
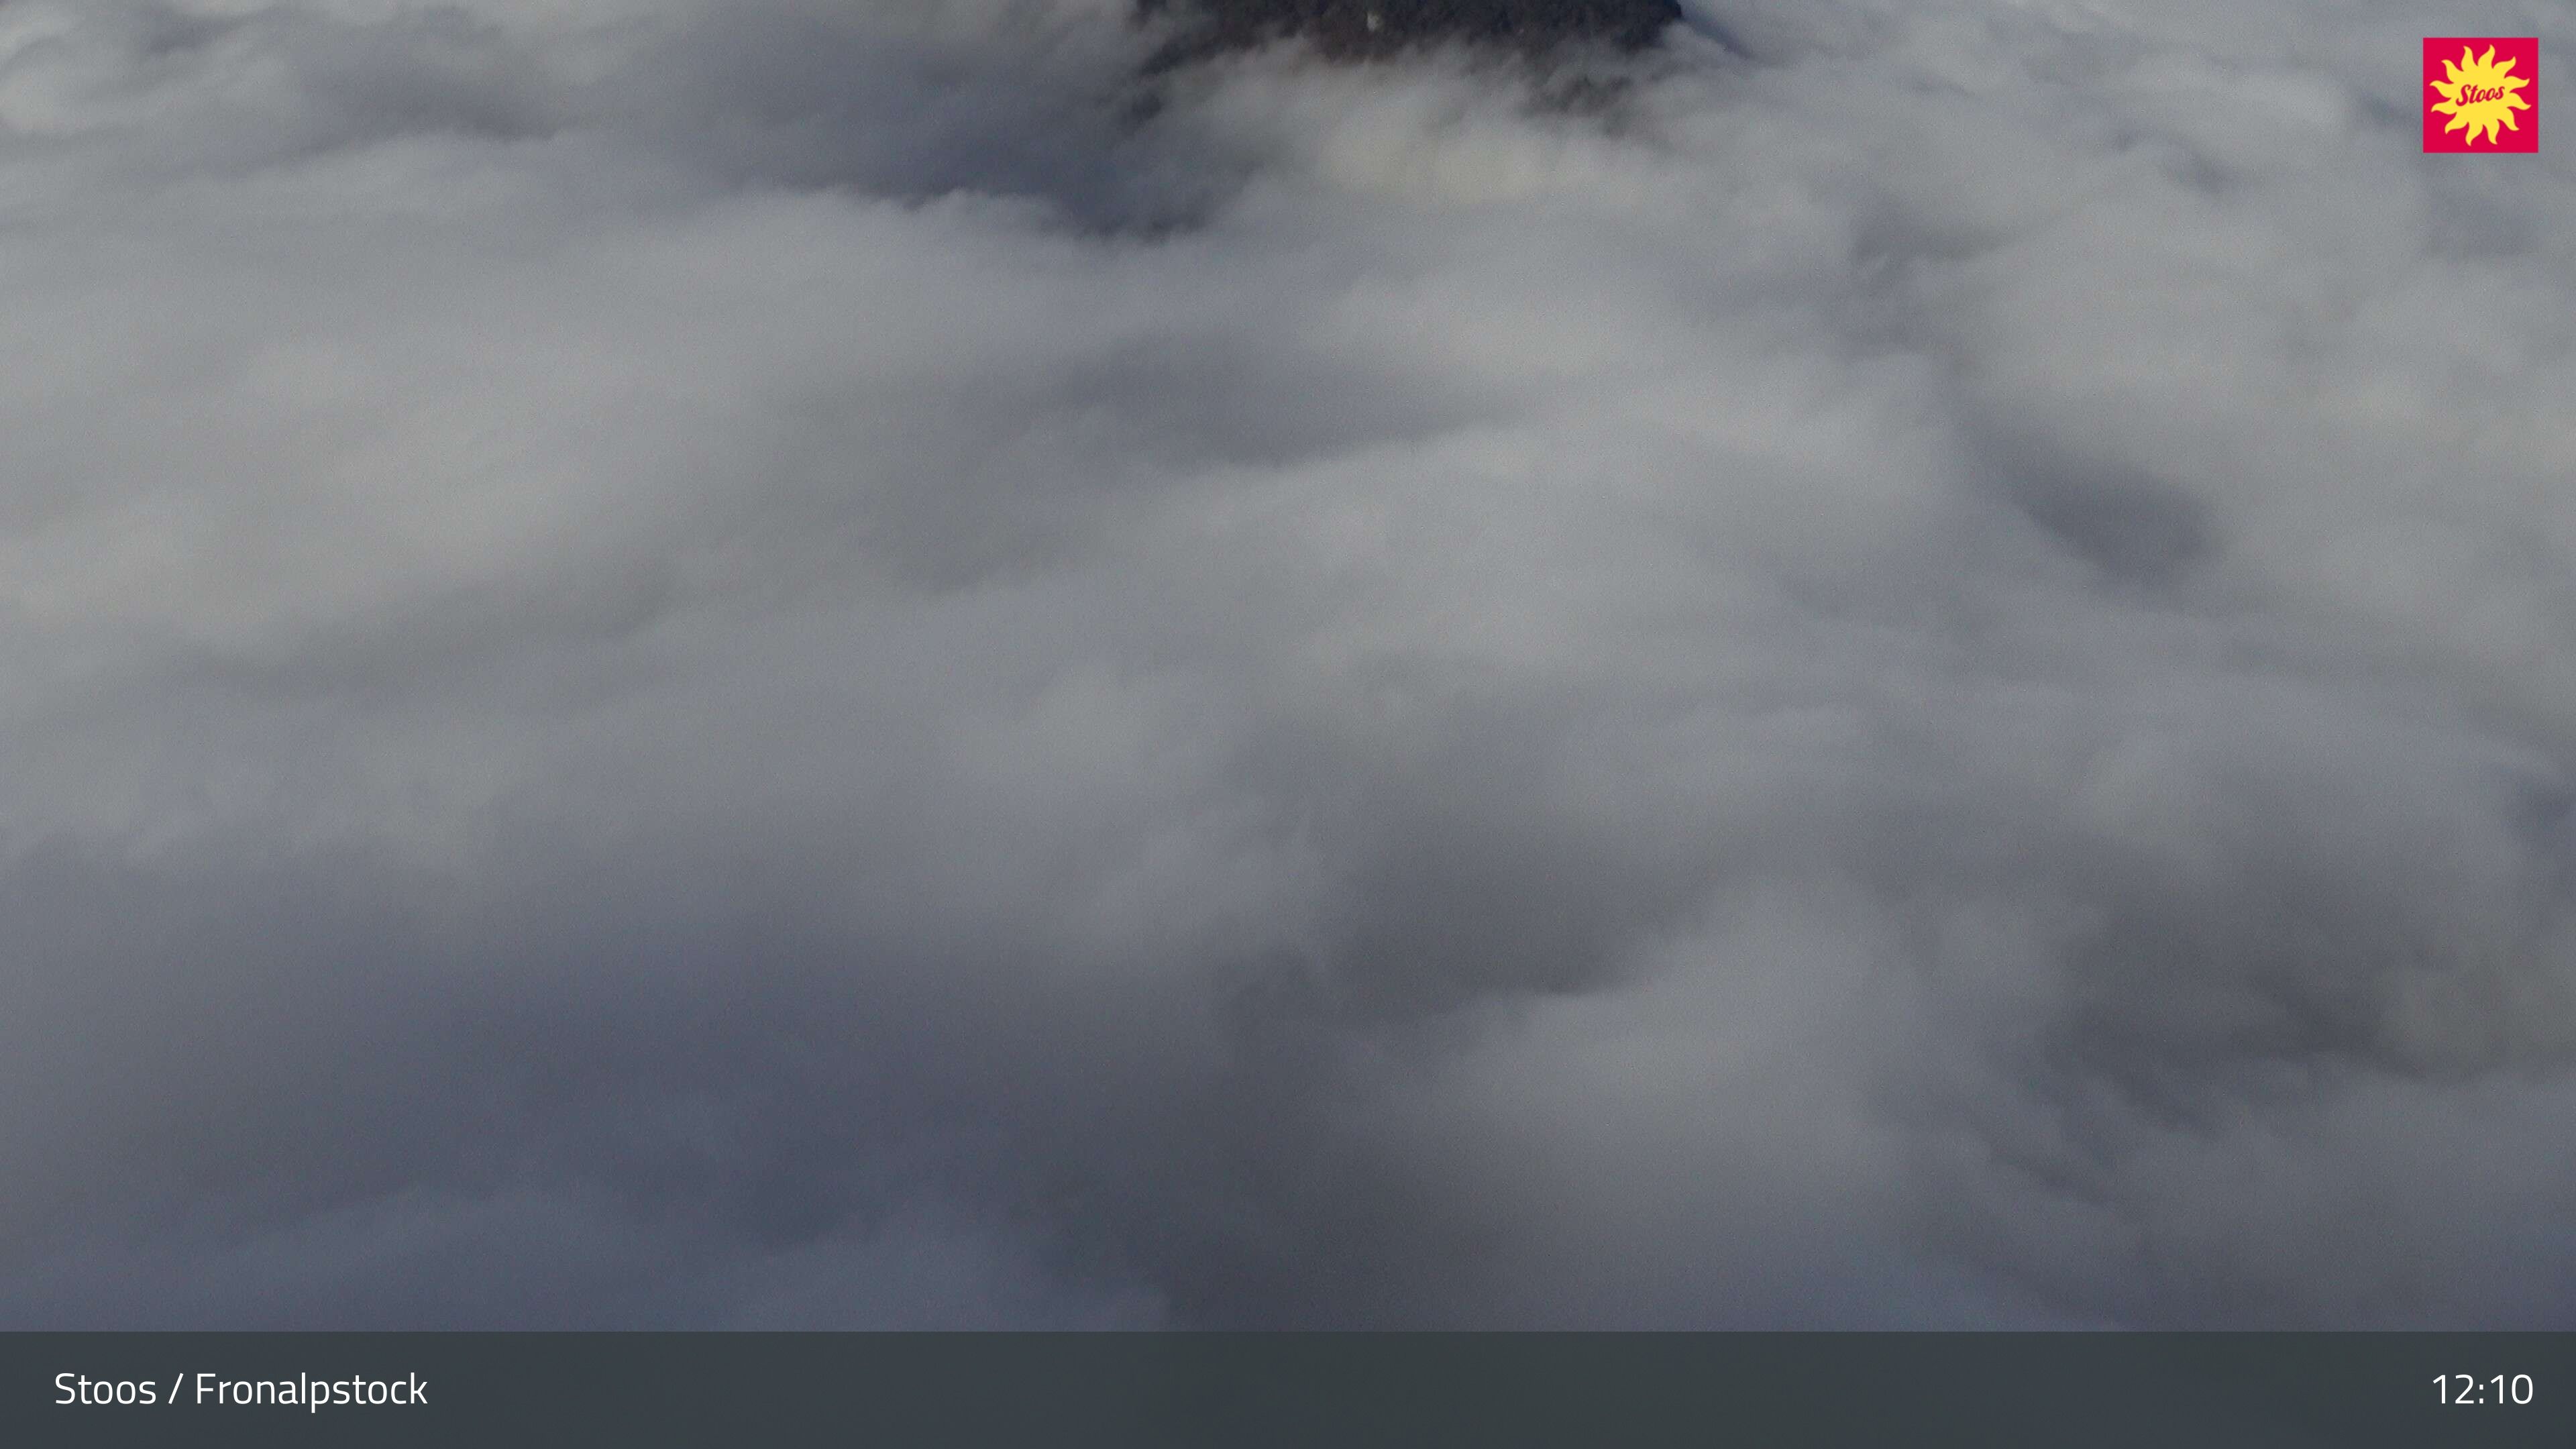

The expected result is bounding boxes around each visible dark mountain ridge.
[1141,0,1686,60]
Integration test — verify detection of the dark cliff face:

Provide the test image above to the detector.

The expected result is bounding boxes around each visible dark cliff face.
[1140,0,1686,60]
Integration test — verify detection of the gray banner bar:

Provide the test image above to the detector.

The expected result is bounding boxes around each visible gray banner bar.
[7,1332,2571,1446]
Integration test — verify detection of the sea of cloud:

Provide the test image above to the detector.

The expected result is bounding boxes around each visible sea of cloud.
[1,0,2572,1326]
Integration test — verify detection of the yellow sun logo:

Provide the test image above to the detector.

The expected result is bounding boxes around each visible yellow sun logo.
[2428,44,2532,146]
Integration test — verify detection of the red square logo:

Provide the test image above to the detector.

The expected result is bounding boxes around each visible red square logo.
[2423,37,2538,151]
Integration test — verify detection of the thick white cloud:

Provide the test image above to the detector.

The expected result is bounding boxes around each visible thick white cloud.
[3,0,2573,1326]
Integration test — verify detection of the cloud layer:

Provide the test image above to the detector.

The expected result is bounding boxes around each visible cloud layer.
[3,0,2574,1327]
